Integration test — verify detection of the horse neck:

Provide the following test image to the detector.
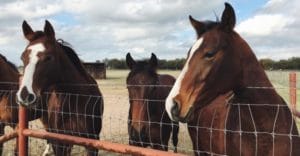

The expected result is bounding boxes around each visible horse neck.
[0,65,18,82]
[226,38,292,132]
[233,37,284,105]
[0,65,18,116]
[55,55,90,93]
[0,64,19,92]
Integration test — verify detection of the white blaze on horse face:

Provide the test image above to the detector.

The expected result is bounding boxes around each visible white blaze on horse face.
[17,43,46,104]
[166,38,203,120]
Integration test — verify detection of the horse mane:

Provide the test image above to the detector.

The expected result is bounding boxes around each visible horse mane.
[56,39,94,82]
[0,54,18,73]
[203,20,219,32]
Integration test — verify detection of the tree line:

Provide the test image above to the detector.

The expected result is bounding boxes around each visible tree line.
[101,57,300,70]
[103,58,186,70]
[259,57,300,70]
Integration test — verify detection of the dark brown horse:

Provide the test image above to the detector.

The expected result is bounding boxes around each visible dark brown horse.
[126,53,179,152]
[16,20,104,156]
[0,54,19,155]
[0,54,43,155]
[166,3,300,156]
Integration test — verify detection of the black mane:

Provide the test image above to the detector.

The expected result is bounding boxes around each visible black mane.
[0,54,18,73]
[57,39,93,82]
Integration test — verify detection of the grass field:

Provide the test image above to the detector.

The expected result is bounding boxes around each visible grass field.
[2,70,300,155]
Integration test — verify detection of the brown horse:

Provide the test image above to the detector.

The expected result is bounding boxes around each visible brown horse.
[0,54,43,155]
[0,54,41,155]
[16,20,104,156]
[0,54,19,155]
[166,3,300,156]
[126,53,179,152]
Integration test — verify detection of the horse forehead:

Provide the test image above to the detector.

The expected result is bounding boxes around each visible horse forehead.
[187,37,204,62]
[26,43,46,60]
[130,71,152,82]
[191,38,203,54]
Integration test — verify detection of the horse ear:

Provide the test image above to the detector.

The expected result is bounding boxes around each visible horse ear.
[22,20,34,41]
[126,53,136,69]
[189,15,205,38]
[44,20,55,39]
[149,53,158,69]
[221,3,236,31]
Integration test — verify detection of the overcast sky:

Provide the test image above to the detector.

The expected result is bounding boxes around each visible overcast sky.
[0,0,299,65]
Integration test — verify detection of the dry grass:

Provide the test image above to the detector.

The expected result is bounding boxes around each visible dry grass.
[1,70,299,155]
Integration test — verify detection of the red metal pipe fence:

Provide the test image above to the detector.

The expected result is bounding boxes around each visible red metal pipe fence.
[290,72,299,117]
[0,131,17,144]
[18,106,28,156]
[22,129,184,156]
[12,72,298,155]
[17,113,184,156]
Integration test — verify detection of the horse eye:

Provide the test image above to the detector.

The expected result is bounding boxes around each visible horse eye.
[44,55,54,62]
[204,50,217,58]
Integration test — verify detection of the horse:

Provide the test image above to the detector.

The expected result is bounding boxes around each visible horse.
[0,54,41,155]
[166,3,300,156]
[126,53,179,152]
[0,54,19,155]
[16,20,104,156]
[0,54,44,155]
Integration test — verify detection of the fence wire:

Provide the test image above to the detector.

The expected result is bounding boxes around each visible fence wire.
[0,71,298,155]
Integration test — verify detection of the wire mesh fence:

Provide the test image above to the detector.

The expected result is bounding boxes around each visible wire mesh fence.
[0,70,298,155]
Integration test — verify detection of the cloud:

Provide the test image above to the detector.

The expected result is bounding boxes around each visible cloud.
[0,0,299,65]
[236,0,300,60]
[236,14,293,36]
[0,0,226,65]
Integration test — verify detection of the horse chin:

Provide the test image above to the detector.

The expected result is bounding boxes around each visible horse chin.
[24,101,38,108]
[177,106,195,123]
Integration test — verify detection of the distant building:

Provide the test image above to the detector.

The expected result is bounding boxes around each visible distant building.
[83,62,106,79]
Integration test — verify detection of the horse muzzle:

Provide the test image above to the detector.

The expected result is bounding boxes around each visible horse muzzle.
[169,98,196,123]
[129,126,148,146]
[16,86,37,107]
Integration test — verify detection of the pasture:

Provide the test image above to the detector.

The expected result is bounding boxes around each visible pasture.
[2,69,300,155]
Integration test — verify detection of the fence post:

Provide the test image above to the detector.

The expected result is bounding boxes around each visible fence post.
[290,72,298,116]
[18,76,28,156]
[18,106,28,156]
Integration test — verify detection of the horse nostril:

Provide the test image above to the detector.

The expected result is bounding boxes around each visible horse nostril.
[27,93,36,103]
[171,99,180,118]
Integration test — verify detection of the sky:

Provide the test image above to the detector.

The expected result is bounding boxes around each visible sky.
[0,0,299,65]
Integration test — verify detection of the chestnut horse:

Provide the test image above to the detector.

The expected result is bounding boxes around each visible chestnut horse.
[0,54,19,155]
[126,53,179,152]
[17,20,103,156]
[166,3,300,156]
[0,54,43,155]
